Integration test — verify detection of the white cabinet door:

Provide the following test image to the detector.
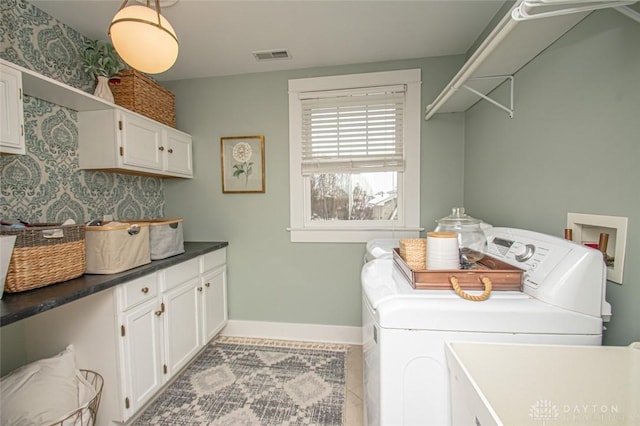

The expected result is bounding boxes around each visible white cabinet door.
[163,277,201,376]
[120,111,163,171]
[119,297,164,418]
[201,265,228,344]
[165,129,193,177]
[0,63,25,155]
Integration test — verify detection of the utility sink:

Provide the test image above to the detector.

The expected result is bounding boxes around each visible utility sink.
[446,341,640,426]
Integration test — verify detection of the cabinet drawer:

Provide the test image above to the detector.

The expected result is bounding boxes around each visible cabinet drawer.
[201,248,226,272]
[118,273,158,311]
[163,258,199,291]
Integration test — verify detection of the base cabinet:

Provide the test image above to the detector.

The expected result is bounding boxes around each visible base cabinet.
[162,277,201,376]
[119,296,164,415]
[202,265,227,343]
[22,248,227,425]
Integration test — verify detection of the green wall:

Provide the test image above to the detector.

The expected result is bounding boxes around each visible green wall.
[165,8,639,346]
[462,9,640,345]
[163,57,466,327]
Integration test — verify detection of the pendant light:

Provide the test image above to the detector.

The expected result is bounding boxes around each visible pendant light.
[109,0,179,74]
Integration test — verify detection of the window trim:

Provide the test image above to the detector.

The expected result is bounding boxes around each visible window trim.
[288,69,422,243]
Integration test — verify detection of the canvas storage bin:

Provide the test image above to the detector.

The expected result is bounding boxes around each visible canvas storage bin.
[0,223,86,293]
[124,218,185,260]
[85,222,151,274]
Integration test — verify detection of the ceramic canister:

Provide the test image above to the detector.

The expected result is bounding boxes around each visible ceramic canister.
[426,231,459,270]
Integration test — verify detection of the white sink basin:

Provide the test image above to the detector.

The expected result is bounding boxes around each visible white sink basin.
[446,340,640,426]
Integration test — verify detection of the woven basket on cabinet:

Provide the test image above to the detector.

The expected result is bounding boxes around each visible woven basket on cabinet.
[109,69,176,128]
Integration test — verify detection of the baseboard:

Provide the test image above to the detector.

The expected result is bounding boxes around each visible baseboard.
[220,320,363,345]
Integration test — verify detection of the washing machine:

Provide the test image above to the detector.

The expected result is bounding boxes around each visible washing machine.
[362,227,612,426]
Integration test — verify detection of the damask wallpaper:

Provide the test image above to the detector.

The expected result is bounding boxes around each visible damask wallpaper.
[0,0,165,223]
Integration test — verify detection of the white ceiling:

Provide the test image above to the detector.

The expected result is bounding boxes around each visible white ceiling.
[29,0,508,82]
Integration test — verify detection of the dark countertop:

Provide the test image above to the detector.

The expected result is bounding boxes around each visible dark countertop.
[0,241,228,327]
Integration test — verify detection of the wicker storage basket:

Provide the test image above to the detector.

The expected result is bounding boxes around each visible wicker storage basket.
[0,223,86,293]
[109,69,176,127]
[399,238,427,270]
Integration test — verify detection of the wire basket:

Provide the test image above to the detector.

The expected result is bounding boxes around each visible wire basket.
[48,370,104,426]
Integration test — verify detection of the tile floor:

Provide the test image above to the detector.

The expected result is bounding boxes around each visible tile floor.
[345,345,364,426]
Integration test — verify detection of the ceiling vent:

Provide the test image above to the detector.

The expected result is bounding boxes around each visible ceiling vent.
[252,49,292,61]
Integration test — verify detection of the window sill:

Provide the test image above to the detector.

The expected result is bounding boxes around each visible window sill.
[287,227,423,243]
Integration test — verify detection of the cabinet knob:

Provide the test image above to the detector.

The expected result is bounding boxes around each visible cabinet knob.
[197,287,203,292]
[205,282,210,288]
[168,148,173,154]
[155,310,162,316]
[158,146,165,151]
[141,287,149,294]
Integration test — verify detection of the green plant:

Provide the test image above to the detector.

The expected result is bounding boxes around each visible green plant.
[80,40,125,80]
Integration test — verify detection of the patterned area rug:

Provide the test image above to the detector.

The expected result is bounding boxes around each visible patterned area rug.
[133,337,348,425]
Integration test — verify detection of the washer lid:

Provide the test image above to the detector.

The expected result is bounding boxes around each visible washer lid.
[362,259,603,335]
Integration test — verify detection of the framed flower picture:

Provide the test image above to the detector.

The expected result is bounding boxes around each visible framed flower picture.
[220,135,265,193]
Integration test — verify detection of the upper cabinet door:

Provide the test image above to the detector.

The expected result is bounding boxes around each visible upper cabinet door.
[0,64,25,155]
[165,129,192,177]
[120,112,163,171]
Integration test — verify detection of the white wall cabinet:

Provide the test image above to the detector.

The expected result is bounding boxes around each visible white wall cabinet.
[0,63,25,155]
[0,59,193,173]
[78,109,193,178]
[165,129,193,176]
[22,249,227,425]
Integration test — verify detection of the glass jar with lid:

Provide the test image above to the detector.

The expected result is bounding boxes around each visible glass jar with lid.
[434,207,487,268]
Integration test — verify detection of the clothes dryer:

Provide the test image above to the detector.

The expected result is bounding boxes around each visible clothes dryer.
[362,227,612,426]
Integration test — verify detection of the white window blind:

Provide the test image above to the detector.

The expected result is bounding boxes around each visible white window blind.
[300,85,406,175]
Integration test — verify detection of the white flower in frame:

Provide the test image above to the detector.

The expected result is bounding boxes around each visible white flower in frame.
[232,142,253,163]
[232,141,254,185]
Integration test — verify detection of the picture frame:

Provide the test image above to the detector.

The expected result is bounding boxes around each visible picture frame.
[220,135,265,193]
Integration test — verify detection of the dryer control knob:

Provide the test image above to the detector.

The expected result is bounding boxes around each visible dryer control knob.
[515,244,535,262]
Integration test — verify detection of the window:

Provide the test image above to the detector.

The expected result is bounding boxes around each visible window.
[288,69,422,242]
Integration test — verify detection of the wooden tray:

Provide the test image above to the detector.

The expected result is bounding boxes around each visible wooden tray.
[392,248,523,291]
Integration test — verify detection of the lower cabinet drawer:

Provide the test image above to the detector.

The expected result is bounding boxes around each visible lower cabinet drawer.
[201,248,226,272]
[118,273,158,310]
[163,258,200,291]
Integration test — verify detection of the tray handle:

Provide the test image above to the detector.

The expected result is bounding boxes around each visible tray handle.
[449,275,492,301]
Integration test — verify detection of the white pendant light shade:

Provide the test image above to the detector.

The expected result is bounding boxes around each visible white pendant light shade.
[109,4,178,74]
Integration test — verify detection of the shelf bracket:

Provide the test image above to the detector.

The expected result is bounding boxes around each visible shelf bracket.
[460,75,514,118]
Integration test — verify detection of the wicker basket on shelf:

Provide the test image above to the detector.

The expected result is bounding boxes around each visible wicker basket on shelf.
[109,69,176,127]
[0,223,85,293]
[49,370,104,426]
